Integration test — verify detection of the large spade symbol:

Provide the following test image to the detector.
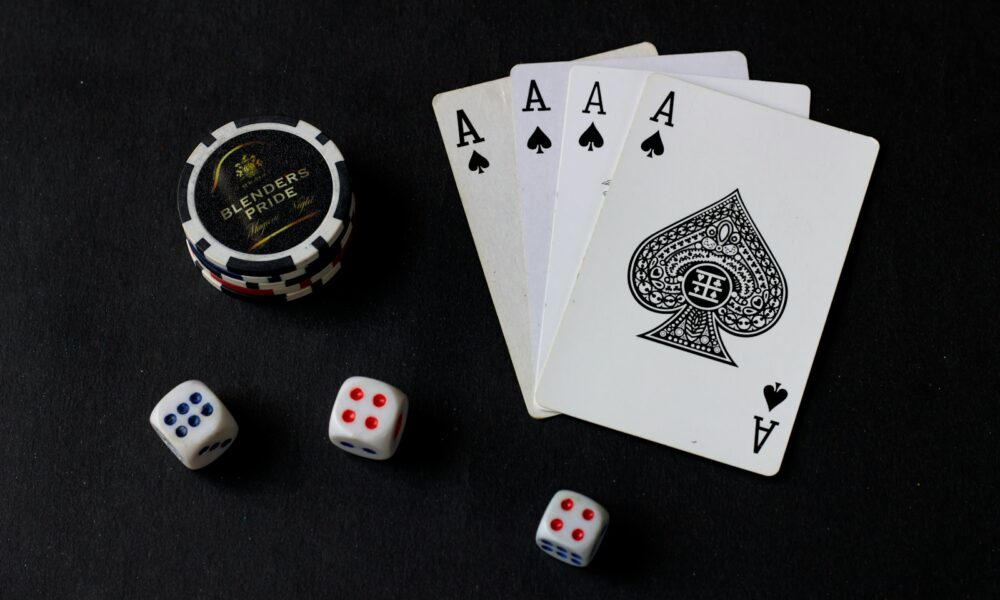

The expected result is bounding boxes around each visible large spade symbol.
[626,189,787,366]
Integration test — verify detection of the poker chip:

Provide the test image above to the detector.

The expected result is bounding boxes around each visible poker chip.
[178,116,354,300]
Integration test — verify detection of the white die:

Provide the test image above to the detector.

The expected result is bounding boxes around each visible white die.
[328,376,408,460]
[535,490,609,567]
[149,380,238,470]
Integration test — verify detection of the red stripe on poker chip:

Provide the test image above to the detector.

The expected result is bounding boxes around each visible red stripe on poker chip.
[206,272,276,296]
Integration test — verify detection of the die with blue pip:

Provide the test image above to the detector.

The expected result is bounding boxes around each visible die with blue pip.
[150,380,238,469]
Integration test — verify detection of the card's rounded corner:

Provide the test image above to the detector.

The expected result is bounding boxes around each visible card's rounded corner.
[636,41,659,55]
[431,93,445,109]
[729,49,749,65]
[758,463,782,477]
[528,406,561,420]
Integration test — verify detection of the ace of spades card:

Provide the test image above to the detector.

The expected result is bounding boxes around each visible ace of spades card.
[536,73,878,475]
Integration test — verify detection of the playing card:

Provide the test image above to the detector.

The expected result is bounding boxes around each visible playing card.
[537,67,812,393]
[511,52,749,383]
[431,43,657,419]
[535,73,878,475]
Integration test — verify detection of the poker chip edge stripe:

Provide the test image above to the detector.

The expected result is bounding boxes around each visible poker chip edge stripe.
[176,163,193,223]
[333,161,351,222]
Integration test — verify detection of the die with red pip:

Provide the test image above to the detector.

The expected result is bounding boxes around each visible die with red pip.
[328,376,408,460]
[535,490,609,567]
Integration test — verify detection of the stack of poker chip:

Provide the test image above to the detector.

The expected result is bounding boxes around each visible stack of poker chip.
[177,117,354,301]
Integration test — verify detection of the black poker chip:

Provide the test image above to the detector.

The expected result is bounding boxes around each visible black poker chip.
[178,117,354,300]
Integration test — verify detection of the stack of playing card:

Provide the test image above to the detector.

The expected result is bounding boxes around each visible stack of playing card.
[433,43,879,476]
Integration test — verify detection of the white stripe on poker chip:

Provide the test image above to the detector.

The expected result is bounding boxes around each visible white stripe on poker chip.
[180,118,350,276]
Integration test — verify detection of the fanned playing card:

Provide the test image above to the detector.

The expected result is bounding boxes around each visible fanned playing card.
[539,66,811,388]
[536,73,878,475]
[431,43,656,419]
[510,52,749,385]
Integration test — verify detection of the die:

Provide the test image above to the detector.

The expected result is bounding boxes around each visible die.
[149,380,238,470]
[535,490,609,567]
[328,376,408,460]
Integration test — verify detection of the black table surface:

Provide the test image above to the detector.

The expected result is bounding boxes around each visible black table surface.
[1,1,997,598]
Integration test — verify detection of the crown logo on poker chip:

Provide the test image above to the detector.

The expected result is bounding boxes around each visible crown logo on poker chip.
[235,153,264,179]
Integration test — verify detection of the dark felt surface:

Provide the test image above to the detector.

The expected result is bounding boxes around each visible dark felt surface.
[1,1,997,598]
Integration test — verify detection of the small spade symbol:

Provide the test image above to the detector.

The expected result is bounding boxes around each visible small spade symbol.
[468,150,489,174]
[763,383,789,411]
[640,131,664,157]
[578,122,604,151]
[526,126,552,154]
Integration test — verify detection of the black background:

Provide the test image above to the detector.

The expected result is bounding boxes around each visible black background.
[1,1,997,598]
